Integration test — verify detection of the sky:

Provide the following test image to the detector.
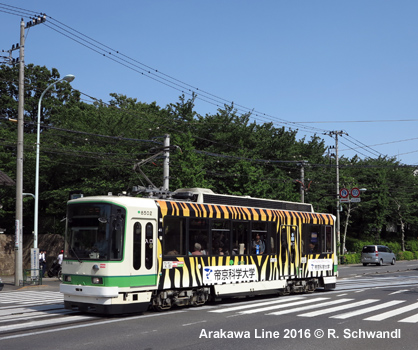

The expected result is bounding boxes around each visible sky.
[1,1,418,165]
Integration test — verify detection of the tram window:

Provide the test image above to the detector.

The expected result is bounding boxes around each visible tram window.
[163,216,186,256]
[145,222,153,269]
[232,222,249,255]
[269,222,276,254]
[302,225,318,254]
[280,226,288,263]
[211,220,231,255]
[110,209,124,260]
[251,222,267,254]
[302,224,333,254]
[323,226,333,252]
[189,219,209,255]
[133,222,141,270]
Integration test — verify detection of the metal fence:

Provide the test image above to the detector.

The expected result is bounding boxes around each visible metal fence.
[21,269,43,286]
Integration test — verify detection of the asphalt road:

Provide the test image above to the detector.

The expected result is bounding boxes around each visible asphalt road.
[1,260,417,350]
[338,259,417,278]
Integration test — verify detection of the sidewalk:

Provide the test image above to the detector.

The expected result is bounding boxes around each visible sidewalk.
[0,275,61,292]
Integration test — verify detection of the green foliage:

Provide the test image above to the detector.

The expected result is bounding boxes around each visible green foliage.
[405,240,418,252]
[2,64,418,243]
[347,240,374,253]
[397,251,414,261]
[383,241,401,254]
[343,253,361,264]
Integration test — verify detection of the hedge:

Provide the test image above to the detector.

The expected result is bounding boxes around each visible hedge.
[341,239,418,264]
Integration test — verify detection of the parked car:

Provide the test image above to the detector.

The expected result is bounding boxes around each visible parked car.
[361,245,396,266]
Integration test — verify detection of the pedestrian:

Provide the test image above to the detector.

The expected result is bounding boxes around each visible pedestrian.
[57,250,64,266]
[39,249,47,277]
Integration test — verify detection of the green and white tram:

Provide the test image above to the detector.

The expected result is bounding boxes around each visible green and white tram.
[60,188,338,314]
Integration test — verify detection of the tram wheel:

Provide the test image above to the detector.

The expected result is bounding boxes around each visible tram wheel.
[153,304,172,312]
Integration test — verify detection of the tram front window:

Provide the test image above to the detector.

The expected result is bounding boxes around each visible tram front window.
[65,203,125,261]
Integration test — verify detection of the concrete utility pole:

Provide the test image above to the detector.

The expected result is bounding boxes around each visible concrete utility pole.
[298,161,308,203]
[324,130,348,256]
[11,15,46,286]
[15,19,25,286]
[162,134,170,191]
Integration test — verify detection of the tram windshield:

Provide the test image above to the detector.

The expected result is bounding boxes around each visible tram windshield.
[65,203,125,261]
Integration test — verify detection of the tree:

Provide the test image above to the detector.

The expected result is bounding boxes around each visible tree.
[3,63,418,243]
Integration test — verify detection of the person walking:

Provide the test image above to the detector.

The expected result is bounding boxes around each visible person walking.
[39,249,47,277]
[57,250,64,266]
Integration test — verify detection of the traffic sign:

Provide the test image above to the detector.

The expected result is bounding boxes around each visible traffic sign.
[339,188,349,198]
[351,187,360,198]
[351,197,361,203]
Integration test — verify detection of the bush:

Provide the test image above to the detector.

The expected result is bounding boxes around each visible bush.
[397,251,415,261]
[405,240,418,252]
[383,241,401,255]
[349,240,374,253]
[344,253,360,264]
[344,238,418,262]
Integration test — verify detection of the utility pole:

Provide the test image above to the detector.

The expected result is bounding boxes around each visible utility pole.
[162,134,170,192]
[1,44,20,65]
[298,161,308,203]
[5,15,46,286]
[324,130,348,255]
[15,19,25,286]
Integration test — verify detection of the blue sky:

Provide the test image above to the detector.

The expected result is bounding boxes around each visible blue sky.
[1,1,418,165]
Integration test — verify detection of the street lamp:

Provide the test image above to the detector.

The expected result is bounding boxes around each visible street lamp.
[34,74,75,249]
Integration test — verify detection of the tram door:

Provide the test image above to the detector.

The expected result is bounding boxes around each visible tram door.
[279,225,300,277]
[132,219,158,285]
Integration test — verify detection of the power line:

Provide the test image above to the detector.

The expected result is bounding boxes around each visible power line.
[1,3,416,164]
[292,118,418,123]
[341,136,383,158]
[0,3,329,136]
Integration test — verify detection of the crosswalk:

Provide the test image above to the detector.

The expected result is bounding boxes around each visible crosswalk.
[0,275,417,336]
[210,294,418,323]
[0,290,63,307]
[0,291,98,338]
[336,275,418,290]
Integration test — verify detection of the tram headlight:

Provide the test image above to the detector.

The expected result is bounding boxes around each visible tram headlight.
[92,277,103,284]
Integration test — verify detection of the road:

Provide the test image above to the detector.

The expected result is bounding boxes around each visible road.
[0,260,417,350]
[338,259,418,278]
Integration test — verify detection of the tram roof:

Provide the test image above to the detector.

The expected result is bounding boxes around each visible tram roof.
[172,188,314,213]
[67,188,315,213]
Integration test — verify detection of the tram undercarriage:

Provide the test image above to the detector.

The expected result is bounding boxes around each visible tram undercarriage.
[149,277,332,311]
[151,287,210,311]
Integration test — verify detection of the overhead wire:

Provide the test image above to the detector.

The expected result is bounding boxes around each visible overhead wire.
[0,3,329,135]
[44,15,327,134]
[1,3,416,164]
[340,136,382,158]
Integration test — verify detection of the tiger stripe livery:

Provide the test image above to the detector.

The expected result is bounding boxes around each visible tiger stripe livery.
[156,200,336,291]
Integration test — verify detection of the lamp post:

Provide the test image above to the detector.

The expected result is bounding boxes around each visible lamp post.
[34,74,75,249]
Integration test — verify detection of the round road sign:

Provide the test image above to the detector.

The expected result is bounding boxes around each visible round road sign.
[351,187,360,197]
[339,188,349,198]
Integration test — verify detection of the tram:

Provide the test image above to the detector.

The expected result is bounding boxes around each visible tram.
[60,188,337,314]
